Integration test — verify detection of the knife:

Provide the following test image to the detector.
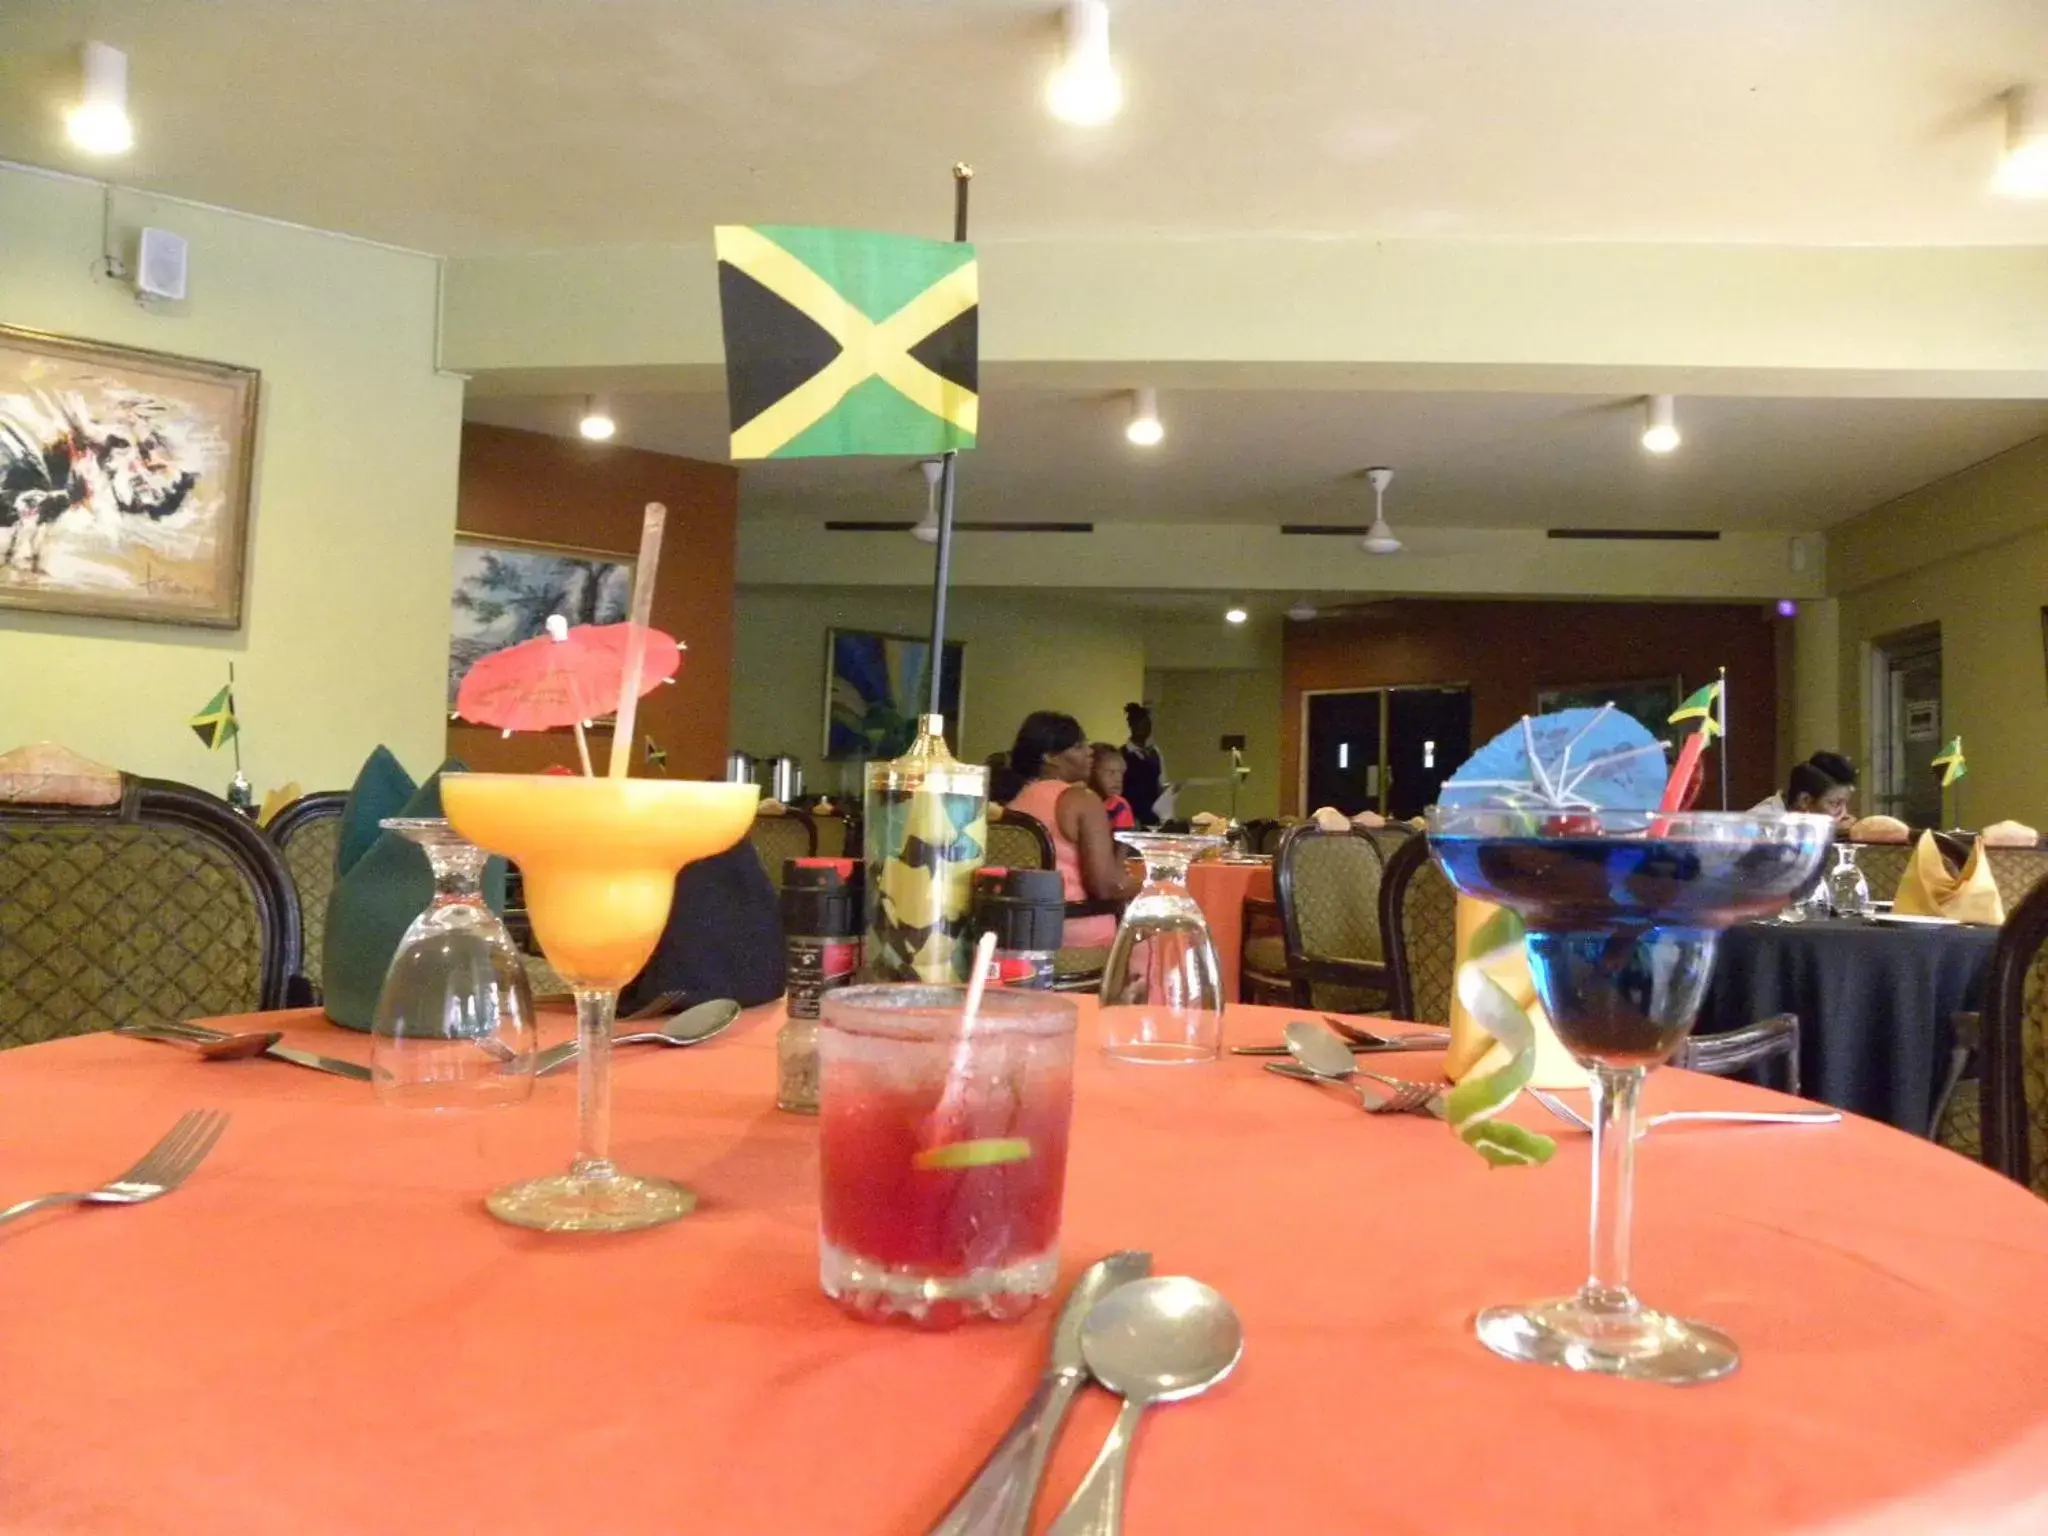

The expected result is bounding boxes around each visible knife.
[260,1044,372,1081]
[926,1250,1153,1536]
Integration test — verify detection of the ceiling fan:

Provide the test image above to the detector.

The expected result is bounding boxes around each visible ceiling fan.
[1360,466,1402,555]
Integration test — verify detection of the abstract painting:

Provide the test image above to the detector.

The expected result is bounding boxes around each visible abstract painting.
[448,534,634,709]
[1535,676,1684,749]
[0,325,259,627]
[825,628,964,760]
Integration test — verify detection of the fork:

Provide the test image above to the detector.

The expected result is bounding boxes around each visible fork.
[1264,1062,1445,1117]
[0,1110,230,1229]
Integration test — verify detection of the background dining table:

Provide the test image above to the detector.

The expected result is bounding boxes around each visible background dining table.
[3,999,2046,1534]
[1699,916,2000,1132]
[1183,857,1274,1001]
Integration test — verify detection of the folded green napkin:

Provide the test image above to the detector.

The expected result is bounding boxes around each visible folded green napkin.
[322,750,506,1031]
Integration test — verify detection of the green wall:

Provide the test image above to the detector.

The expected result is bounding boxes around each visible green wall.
[1820,436,2048,826]
[1143,665,1284,822]
[731,586,1145,795]
[0,166,462,792]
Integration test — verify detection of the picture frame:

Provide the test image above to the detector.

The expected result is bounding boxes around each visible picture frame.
[824,628,965,761]
[1535,676,1684,747]
[0,324,260,628]
[447,532,636,722]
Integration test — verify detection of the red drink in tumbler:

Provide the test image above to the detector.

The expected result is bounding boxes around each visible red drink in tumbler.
[818,985,1077,1327]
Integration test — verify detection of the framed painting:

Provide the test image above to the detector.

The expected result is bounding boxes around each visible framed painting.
[447,533,635,716]
[0,324,259,627]
[1535,676,1684,746]
[825,628,964,760]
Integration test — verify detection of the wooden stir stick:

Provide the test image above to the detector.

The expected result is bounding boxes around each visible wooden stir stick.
[606,502,668,778]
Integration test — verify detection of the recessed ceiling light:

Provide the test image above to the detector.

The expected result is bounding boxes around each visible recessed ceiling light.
[1046,0,1123,126]
[1125,387,1164,447]
[66,42,133,157]
[578,396,616,441]
[1995,86,2048,197]
[1286,600,1318,622]
[1641,394,1681,454]
[1224,606,1248,625]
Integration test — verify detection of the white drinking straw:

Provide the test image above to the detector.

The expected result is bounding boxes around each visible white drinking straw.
[926,930,1000,1144]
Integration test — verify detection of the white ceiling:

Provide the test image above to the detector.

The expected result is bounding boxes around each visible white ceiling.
[464,387,2048,531]
[3,0,2047,253]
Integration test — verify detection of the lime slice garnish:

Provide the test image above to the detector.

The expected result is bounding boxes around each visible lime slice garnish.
[912,1137,1033,1170]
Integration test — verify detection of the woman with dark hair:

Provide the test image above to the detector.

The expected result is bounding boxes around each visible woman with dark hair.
[1119,702,1167,828]
[1765,751,1859,830]
[1007,711,1141,947]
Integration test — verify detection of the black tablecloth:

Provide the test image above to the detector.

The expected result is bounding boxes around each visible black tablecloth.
[1701,918,1999,1132]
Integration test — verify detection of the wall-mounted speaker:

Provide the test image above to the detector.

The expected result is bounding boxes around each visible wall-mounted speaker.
[135,227,188,300]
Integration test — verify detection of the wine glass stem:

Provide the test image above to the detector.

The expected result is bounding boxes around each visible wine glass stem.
[571,987,617,1180]
[1584,1063,1643,1312]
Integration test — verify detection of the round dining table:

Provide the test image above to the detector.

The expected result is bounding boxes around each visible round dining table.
[1700,916,2000,1132]
[5,1000,2048,1534]
[1184,857,1275,1001]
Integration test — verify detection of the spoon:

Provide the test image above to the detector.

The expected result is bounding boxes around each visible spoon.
[1283,1018,1362,1080]
[120,1024,284,1060]
[1047,1276,1243,1536]
[533,998,743,1077]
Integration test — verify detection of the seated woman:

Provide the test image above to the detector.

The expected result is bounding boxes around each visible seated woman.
[1006,712,1141,947]
[1089,743,1137,831]
[1758,751,1859,831]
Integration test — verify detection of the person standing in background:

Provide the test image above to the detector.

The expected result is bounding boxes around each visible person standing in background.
[1090,744,1136,831]
[1120,702,1166,828]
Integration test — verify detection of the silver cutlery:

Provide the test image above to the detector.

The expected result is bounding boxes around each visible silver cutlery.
[1323,1015,1451,1048]
[1265,1060,1447,1117]
[1046,1277,1244,1536]
[0,1109,228,1229]
[927,1250,1153,1536]
[1526,1088,1842,1133]
[1231,1016,1446,1057]
[533,997,744,1077]
[119,1021,372,1081]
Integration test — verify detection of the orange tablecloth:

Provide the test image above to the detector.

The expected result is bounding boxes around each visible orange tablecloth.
[1185,858,1275,1000]
[4,1003,2048,1534]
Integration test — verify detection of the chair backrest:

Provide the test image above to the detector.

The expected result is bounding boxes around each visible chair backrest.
[745,810,817,890]
[1380,831,1457,1025]
[987,810,1054,872]
[1850,840,1912,903]
[1277,824,1386,964]
[1984,845,2048,912]
[0,776,300,1046]
[264,790,347,995]
[1979,878,2048,1198]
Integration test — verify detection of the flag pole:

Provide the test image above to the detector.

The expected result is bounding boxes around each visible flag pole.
[1717,665,1729,810]
[924,162,973,721]
[227,661,243,776]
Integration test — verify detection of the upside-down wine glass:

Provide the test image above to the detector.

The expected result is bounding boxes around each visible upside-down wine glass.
[1098,831,1226,1063]
[1427,806,1830,1383]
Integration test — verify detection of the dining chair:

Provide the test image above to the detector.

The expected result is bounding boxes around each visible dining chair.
[1983,845,2048,913]
[1277,823,1392,1015]
[745,809,817,890]
[1851,840,1913,904]
[0,767,300,1047]
[1379,831,1456,1025]
[986,808,1054,871]
[1678,1013,1801,1095]
[264,790,346,1001]
[1936,879,2048,1196]
[1240,894,1290,1004]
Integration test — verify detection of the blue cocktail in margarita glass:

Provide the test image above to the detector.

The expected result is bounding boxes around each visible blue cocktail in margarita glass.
[1428,806,1831,1383]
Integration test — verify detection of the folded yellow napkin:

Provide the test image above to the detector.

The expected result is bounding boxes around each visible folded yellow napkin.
[1980,819,2040,848]
[257,782,302,827]
[1850,815,1911,844]
[1445,895,1590,1090]
[1893,832,2005,925]
[757,799,787,816]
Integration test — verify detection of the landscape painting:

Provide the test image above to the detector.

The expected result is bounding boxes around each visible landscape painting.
[0,325,259,627]
[448,535,634,710]
[1535,676,1684,749]
[825,629,964,760]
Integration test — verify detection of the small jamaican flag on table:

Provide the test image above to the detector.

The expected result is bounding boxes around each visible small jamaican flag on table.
[714,225,977,460]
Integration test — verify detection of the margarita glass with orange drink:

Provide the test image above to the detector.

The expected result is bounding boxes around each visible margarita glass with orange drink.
[441,772,759,1232]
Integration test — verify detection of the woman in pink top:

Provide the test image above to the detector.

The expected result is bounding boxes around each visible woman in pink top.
[1004,712,1140,948]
